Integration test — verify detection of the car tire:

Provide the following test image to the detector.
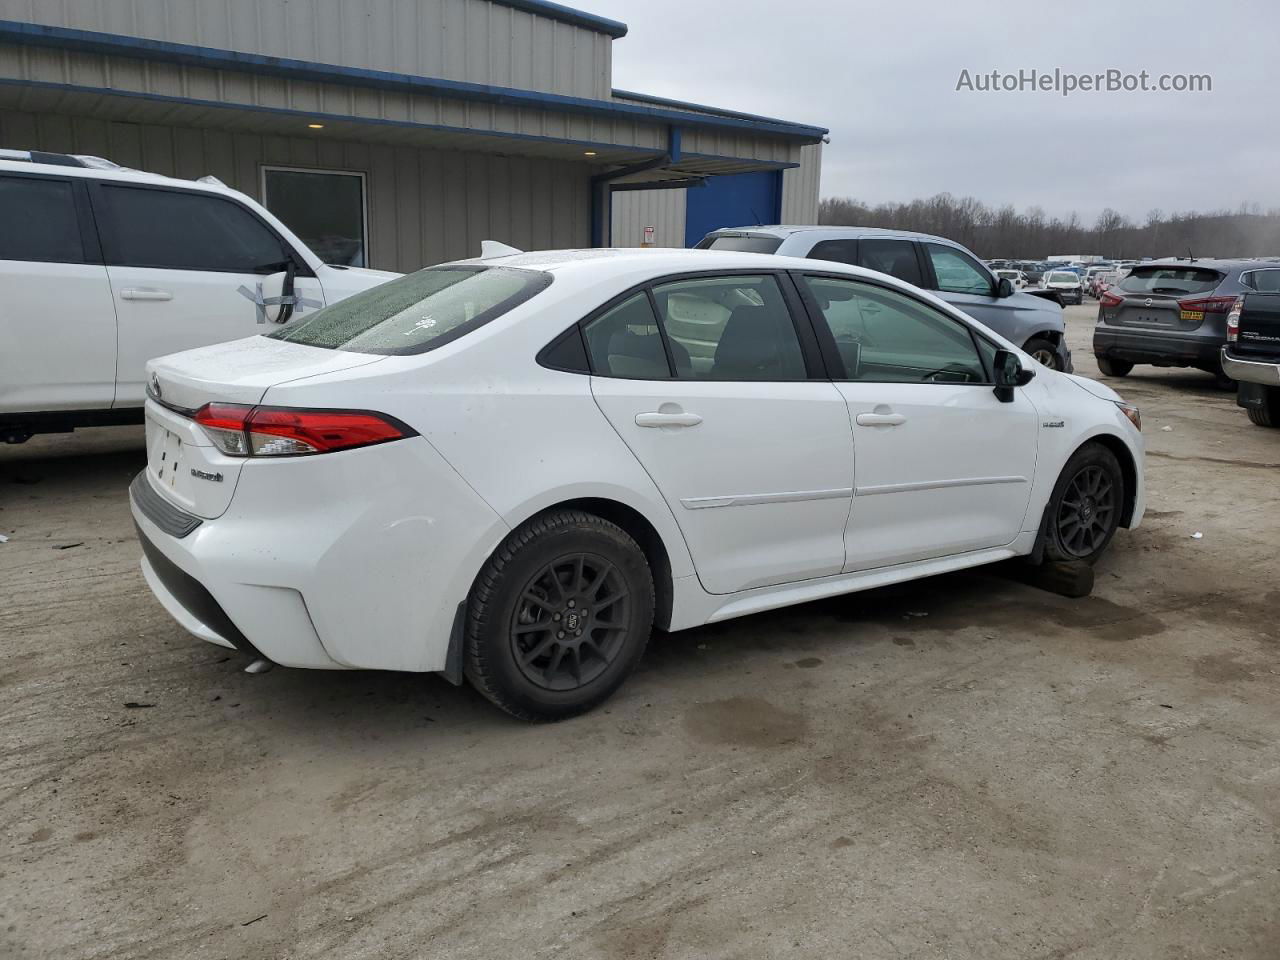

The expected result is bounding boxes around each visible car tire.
[464,509,655,722]
[1043,443,1125,565]
[1245,387,1280,428]
[1096,356,1133,377]
[1023,337,1064,370]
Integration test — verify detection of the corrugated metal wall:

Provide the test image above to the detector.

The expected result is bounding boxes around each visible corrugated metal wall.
[608,144,823,248]
[0,107,591,271]
[0,43,668,152]
[781,142,822,224]
[0,0,613,98]
[610,189,686,248]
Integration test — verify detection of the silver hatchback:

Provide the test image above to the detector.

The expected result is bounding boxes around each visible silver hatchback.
[696,225,1072,370]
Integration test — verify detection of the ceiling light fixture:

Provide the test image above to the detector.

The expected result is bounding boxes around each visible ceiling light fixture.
[307,123,324,130]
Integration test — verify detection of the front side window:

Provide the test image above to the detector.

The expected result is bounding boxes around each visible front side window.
[651,274,807,380]
[0,176,84,264]
[97,185,286,273]
[262,167,368,267]
[268,265,551,355]
[583,293,669,379]
[800,275,986,383]
[856,238,924,286]
[923,242,993,296]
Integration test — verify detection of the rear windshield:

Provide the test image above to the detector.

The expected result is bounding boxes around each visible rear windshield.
[697,235,783,254]
[1118,266,1222,296]
[1047,272,1078,284]
[267,265,552,355]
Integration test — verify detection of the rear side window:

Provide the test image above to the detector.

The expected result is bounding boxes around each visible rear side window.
[697,235,783,254]
[1119,266,1221,295]
[652,274,806,380]
[1241,269,1280,292]
[856,238,924,287]
[583,293,669,378]
[269,265,551,356]
[96,185,286,273]
[807,239,859,266]
[0,176,84,263]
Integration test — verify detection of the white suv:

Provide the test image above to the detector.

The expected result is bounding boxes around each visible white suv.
[0,149,398,444]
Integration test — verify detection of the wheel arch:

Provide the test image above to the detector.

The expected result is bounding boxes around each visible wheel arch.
[475,492,683,632]
[1028,430,1140,564]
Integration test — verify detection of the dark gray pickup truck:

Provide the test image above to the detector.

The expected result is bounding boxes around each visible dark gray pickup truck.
[1223,293,1280,427]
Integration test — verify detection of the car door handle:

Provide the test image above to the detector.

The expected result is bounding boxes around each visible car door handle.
[856,412,907,427]
[635,411,703,428]
[121,288,173,301]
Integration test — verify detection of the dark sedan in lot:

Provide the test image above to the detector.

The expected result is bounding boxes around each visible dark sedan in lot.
[1093,259,1280,385]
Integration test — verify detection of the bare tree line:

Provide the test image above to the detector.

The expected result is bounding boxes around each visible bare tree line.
[818,194,1280,260]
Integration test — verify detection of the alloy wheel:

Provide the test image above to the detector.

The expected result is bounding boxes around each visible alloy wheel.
[1056,465,1117,558]
[509,553,631,691]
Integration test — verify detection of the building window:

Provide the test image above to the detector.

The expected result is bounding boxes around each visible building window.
[261,166,369,268]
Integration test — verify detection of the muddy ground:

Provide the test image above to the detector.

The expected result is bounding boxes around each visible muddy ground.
[2,305,1278,959]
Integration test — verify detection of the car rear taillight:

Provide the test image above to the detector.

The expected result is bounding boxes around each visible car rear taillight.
[193,404,414,457]
[1177,294,1237,322]
[1100,292,1124,309]
[1226,296,1244,342]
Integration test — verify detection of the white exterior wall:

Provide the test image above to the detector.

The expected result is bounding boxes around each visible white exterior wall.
[0,0,613,98]
[610,189,686,248]
[781,142,822,224]
[0,107,591,271]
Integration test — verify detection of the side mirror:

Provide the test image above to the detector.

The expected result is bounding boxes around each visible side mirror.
[996,277,1015,298]
[256,261,298,325]
[993,348,1035,402]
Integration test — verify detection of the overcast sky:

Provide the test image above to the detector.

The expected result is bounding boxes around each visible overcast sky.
[585,0,1277,223]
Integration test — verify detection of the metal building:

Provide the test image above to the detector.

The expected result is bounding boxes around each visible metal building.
[0,1,827,271]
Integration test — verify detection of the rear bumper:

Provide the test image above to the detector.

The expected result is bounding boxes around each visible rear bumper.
[1222,348,1280,387]
[1093,326,1222,367]
[129,436,510,673]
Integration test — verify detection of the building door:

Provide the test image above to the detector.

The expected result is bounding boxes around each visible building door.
[683,171,782,248]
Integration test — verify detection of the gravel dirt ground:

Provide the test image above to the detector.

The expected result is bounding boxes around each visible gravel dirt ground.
[2,304,1278,960]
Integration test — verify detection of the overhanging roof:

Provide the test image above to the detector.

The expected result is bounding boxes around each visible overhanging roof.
[0,20,826,143]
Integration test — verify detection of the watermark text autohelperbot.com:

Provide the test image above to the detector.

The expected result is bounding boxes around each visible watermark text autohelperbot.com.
[956,68,1211,96]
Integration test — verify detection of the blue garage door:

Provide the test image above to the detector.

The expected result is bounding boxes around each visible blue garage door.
[684,170,783,248]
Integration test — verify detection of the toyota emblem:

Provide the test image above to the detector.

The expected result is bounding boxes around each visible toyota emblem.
[1144,298,1153,307]
[150,372,162,399]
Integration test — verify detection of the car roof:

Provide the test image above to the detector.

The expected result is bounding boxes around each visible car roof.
[0,149,241,198]
[1132,258,1265,273]
[460,246,867,275]
[706,224,936,242]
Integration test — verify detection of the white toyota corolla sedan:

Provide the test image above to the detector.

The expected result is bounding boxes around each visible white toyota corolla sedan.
[131,247,1144,720]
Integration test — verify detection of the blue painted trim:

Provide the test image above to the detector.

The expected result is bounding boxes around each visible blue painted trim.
[0,77,675,160]
[493,0,626,37]
[614,88,829,135]
[669,126,682,164]
[0,21,825,142]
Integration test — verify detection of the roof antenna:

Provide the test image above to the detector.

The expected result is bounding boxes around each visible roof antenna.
[1187,246,1194,262]
[480,240,523,259]
[749,207,763,226]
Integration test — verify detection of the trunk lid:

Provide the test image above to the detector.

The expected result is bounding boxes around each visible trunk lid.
[144,336,386,519]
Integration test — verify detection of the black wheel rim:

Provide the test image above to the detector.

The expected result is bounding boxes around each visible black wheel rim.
[1056,465,1117,558]
[510,553,630,691]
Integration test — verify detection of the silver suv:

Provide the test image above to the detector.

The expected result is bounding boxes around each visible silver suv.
[696,226,1072,370]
